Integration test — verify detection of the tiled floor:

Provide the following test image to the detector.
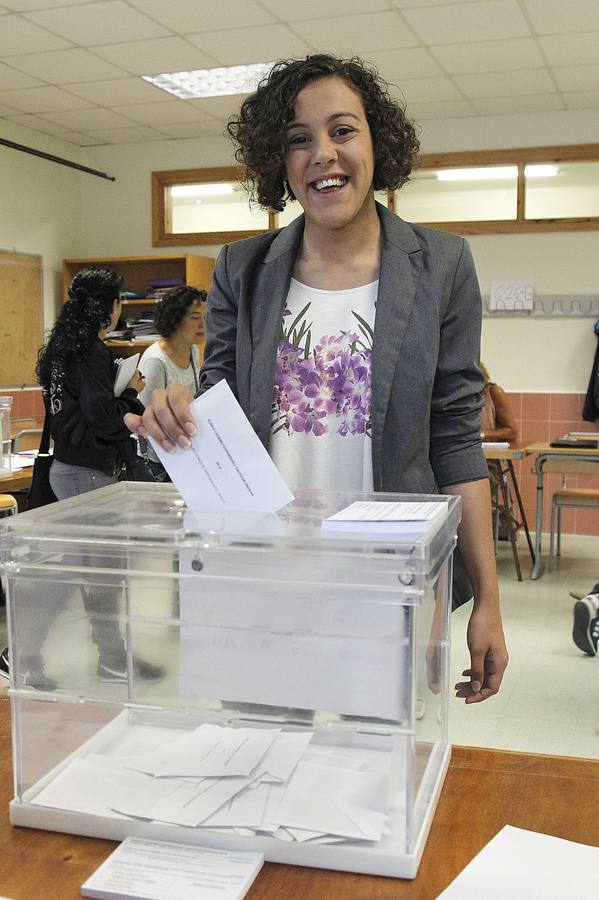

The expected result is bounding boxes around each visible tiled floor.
[1,533,598,760]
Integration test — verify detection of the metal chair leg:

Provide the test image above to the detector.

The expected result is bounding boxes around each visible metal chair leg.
[557,507,562,557]
[549,498,557,571]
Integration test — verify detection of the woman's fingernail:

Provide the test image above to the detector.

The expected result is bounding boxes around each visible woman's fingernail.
[471,680,482,693]
[178,435,192,449]
[184,422,197,436]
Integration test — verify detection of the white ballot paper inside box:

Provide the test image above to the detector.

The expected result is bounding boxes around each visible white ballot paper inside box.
[148,380,294,515]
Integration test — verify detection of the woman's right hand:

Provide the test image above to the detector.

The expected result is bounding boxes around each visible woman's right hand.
[124,383,197,452]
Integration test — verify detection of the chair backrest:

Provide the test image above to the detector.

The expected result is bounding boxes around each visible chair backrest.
[12,428,44,453]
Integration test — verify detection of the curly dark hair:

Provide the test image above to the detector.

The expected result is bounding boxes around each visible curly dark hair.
[36,267,121,388]
[227,54,420,212]
[154,286,207,338]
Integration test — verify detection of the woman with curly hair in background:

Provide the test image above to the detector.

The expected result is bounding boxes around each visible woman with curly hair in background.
[138,285,206,481]
[127,54,508,704]
[3,268,163,689]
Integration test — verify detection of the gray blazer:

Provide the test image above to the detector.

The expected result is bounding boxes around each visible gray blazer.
[200,203,487,495]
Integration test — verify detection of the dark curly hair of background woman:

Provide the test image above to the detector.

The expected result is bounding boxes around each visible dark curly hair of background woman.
[227,54,420,213]
[154,286,207,338]
[36,267,121,388]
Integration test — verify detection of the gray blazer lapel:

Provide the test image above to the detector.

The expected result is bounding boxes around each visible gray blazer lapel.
[371,206,423,484]
[249,215,304,448]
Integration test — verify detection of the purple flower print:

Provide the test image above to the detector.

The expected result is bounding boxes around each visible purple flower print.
[271,304,373,439]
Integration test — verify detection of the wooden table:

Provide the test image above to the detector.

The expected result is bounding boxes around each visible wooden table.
[483,442,535,581]
[1,698,599,899]
[524,442,599,579]
[0,467,32,494]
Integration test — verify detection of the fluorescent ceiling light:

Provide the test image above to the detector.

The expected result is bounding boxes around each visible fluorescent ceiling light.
[171,184,234,198]
[143,62,274,99]
[437,164,559,182]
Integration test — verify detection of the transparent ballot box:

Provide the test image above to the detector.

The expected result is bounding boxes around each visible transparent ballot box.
[1,483,460,879]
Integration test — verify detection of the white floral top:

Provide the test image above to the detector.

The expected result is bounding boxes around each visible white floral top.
[270,277,377,493]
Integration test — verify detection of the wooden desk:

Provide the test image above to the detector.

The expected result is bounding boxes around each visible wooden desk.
[524,442,599,579]
[0,467,32,494]
[483,443,535,581]
[1,698,599,899]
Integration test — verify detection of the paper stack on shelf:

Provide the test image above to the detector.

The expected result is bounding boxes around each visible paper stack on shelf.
[32,723,390,845]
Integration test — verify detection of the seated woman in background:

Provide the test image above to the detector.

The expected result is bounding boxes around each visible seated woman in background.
[138,286,206,481]
[480,362,518,443]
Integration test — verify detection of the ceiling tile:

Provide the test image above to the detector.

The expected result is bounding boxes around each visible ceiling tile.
[93,37,217,76]
[471,94,564,115]
[261,0,389,17]
[42,106,137,129]
[112,99,213,125]
[7,48,129,83]
[0,85,94,112]
[292,11,419,52]
[431,37,544,74]
[154,120,227,139]
[24,1,170,46]
[539,33,599,68]
[0,14,72,55]
[523,0,599,34]
[364,48,443,80]
[189,94,250,120]
[5,112,69,133]
[562,91,599,110]
[0,60,45,89]
[398,75,463,103]
[407,99,476,120]
[55,130,103,145]
[65,76,174,106]
[553,65,599,93]
[454,68,555,98]
[187,25,313,66]
[127,0,274,32]
[84,124,166,143]
[4,1,100,9]
[402,0,530,45]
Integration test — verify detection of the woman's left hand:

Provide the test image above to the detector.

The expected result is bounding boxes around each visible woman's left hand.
[455,603,509,703]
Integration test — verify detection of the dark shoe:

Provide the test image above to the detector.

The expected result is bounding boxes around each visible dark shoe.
[98,656,166,683]
[572,593,599,657]
[0,647,9,680]
[20,667,58,691]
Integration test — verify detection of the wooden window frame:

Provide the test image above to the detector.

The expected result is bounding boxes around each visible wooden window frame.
[153,144,599,245]
[412,143,599,235]
[152,166,275,247]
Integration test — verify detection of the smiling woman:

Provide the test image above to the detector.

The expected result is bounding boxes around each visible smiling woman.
[127,54,508,706]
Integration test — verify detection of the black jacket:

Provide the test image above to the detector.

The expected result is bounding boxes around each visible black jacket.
[583,332,599,422]
[50,339,143,475]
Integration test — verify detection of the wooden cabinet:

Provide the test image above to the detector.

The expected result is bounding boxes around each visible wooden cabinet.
[62,254,214,357]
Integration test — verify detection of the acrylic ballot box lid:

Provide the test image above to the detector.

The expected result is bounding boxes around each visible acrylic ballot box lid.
[1,482,460,598]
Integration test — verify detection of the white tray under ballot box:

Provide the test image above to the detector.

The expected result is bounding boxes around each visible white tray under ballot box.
[1,483,460,879]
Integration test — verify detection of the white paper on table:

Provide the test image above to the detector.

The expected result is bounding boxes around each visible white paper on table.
[81,836,264,900]
[321,499,446,536]
[272,762,388,841]
[482,441,510,449]
[154,725,280,779]
[149,380,294,514]
[10,453,36,470]
[438,825,599,899]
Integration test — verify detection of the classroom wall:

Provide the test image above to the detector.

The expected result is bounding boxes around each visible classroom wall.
[0,121,83,336]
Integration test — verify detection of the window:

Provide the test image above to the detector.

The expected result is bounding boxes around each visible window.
[153,145,599,245]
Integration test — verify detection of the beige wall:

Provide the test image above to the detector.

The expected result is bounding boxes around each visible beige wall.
[0,122,83,333]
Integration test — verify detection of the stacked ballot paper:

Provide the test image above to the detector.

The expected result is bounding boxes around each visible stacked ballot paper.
[32,723,390,844]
